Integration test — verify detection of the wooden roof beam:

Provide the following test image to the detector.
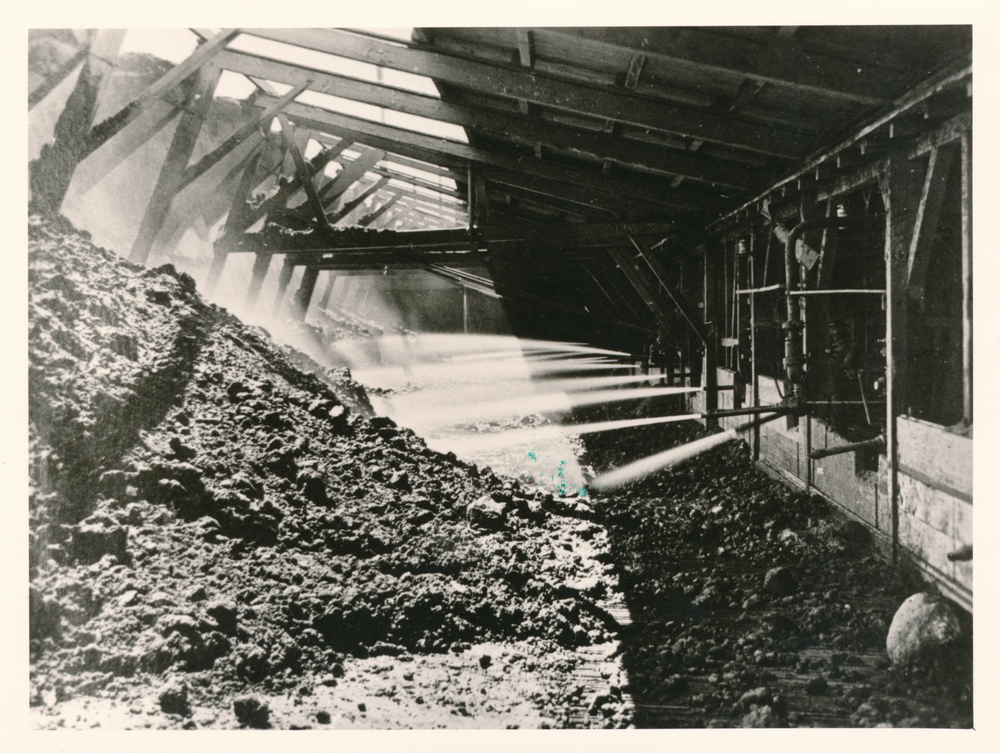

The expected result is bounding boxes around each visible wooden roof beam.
[225,53,760,189]
[538,27,892,106]
[269,100,719,214]
[85,29,239,157]
[237,28,811,157]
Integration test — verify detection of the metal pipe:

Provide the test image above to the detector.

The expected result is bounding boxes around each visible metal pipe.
[783,217,854,399]
[808,435,885,460]
[787,289,885,296]
[736,283,784,295]
[702,404,789,419]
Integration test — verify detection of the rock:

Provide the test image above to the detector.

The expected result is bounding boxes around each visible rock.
[233,696,270,728]
[206,601,238,636]
[316,710,331,724]
[886,592,964,665]
[387,470,410,490]
[185,585,208,602]
[805,676,829,695]
[467,495,507,531]
[734,686,772,711]
[72,518,128,563]
[741,705,779,727]
[763,566,798,597]
[159,614,200,637]
[158,679,191,716]
[479,654,492,669]
[236,646,270,682]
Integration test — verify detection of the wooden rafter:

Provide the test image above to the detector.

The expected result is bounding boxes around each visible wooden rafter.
[221,53,762,190]
[178,80,311,192]
[532,27,891,105]
[85,29,239,159]
[129,63,222,264]
[268,100,712,213]
[237,28,811,157]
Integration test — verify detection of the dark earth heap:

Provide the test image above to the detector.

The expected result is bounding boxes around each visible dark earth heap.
[28,214,971,728]
[579,407,972,728]
[28,214,624,729]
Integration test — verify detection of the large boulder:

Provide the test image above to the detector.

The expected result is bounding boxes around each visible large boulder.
[886,592,964,665]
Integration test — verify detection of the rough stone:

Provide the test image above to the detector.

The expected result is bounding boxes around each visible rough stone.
[233,696,270,728]
[72,518,128,564]
[763,566,798,597]
[158,679,191,716]
[467,495,507,531]
[886,592,964,666]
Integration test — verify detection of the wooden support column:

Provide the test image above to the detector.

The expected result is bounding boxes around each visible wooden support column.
[245,253,273,311]
[960,131,972,424]
[749,250,760,460]
[292,266,321,321]
[272,256,296,316]
[129,64,222,265]
[318,272,338,311]
[703,242,719,429]
[29,29,126,213]
[880,150,925,563]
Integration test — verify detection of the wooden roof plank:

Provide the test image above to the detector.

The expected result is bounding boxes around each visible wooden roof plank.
[533,27,894,106]
[222,52,759,189]
[238,28,812,157]
[270,99,717,213]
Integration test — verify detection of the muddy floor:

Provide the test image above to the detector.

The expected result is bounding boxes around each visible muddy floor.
[28,215,971,729]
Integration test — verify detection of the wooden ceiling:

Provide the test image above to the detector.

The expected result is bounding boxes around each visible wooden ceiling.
[409,26,971,226]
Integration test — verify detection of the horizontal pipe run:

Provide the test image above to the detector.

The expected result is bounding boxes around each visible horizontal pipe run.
[808,435,885,459]
[702,404,789,419]
[735,283,785,295]
[787,289,886,296]
[806,400,886,406]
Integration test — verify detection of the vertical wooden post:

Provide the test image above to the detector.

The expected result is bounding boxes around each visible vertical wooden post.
[881,151,923,564]
[704,241,719,429]
[245,253,273,311]
[960,131,973,424]
[130,63,222,265]
[318,272,337,312]
[463,287,469,333]
[466,163,476,231]
[749,253,760,461]
[205,146,266,296]
[292,266,321,321]
[272,256,296,316]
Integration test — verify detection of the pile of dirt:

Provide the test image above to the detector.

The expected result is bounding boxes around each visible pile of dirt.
[28,215,627,729]
[579,411,972,728]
